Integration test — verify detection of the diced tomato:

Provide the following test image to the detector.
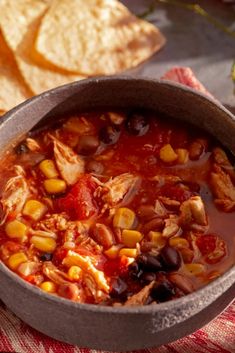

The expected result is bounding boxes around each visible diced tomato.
[56,174,98,220]
[53,246,68,265]
[1,241,22,254]
[0,229,8,246]
[196,234,227,264]
[6,211,18,222]
[24,275,38,284]
[0,241,23,262]
[104,256,129,276]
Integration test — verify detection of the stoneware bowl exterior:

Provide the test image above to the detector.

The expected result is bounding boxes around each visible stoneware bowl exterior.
[0,77,234,351]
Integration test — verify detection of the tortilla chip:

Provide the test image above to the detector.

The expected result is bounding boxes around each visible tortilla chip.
[0,0,48,51]
[16,17,86,94]
[0,32,31,111]
[0,0,85,94]
[35,0,166,75]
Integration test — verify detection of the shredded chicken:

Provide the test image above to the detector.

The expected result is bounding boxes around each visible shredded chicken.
[124,281,155,306]
[14,165,25,175]
[213,147,235,182]
[49,134,85,185]
[43,261,71,284]
[76,234,103,254]
[97,173,141,210]
[29,229,57,239]
[0,167,30,224]
[188,232,202,261]
[162,215,181,238]
[210,165,235,212]
[83,273,109,302]
[179,196,207,228]
[210,149,235,212]
[63,251,109,294]
[26,138,41,152]
[17,261,42,276]
[154,199,167,217]
[37,213,69,233]
[64,220,91,242]
[63,116,95,135]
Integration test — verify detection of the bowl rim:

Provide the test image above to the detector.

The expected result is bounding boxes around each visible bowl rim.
[0,75,234,315]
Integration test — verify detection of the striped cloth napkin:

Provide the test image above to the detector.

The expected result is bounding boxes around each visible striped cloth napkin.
[0,67,234,353]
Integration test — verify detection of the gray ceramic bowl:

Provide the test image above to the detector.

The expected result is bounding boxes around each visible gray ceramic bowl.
[0,77,234,351]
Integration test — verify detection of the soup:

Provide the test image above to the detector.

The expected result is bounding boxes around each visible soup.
[0,110,234,305]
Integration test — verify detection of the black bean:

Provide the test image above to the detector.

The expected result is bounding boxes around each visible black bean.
[40,253,53,261]
[151,281,175,302]
[99,125,120,145]
[77,135,99,155]
[160,246,182,271]
[110,278,128,299]
[126,112,149,136]
[137,254,162,272]
[86,160,104,174]
[141,272,157,283]
[128,261,143,279]
[15,142,29,154]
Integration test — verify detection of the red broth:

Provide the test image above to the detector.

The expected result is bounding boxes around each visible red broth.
[0,110,234,305]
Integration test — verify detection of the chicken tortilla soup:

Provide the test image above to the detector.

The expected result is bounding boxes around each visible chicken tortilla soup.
[0,110,234,306]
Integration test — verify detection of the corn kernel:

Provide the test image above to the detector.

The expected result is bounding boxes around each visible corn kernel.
[68,266,82,281]
[30,236,56,253]
[121,230,143,248]
[169,237,189,249]
[23,200,47,221]
[184,263,206,276]
[148,231,166,249]
[40,281,57,293]
[104,245,123,259]
[176,148,189,164]
[5,220,28,239]
[62,253,80,267]
[44,179,66,194]
[113,208,136,229]
[39,159,58,179]
[8,252,27,270]
[159,144,178,163]
[119,248,137,258]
